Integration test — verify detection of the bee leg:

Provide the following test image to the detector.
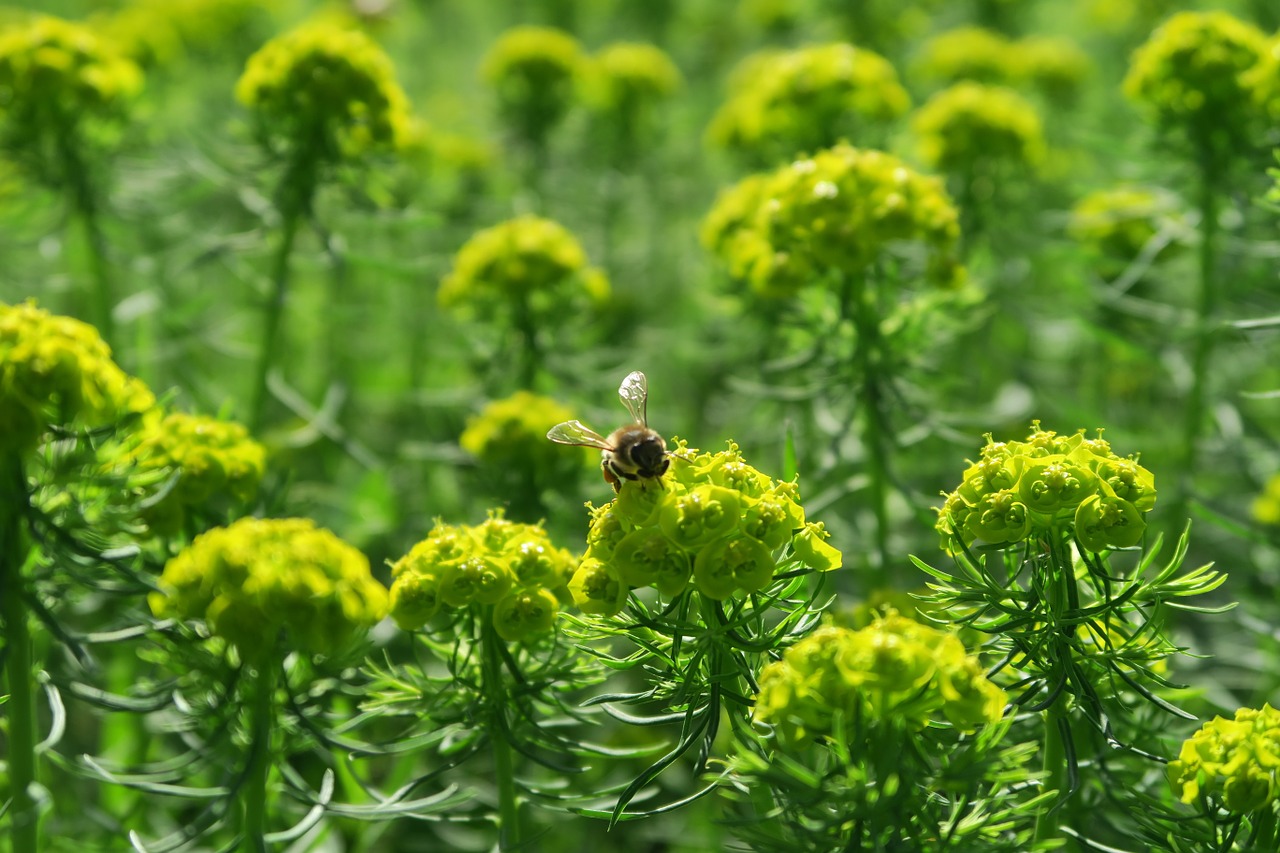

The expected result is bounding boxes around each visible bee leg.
[602,461,622,493]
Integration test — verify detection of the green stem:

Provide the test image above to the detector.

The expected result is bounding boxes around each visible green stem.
[1,454,39,852]
[1033,700,1068,844]
[242,657,277,853]
[512,291,542,391]
[847,273,892,577]
[1174,157,1220,526]
[482,612,522,851]
[57,130,115,348]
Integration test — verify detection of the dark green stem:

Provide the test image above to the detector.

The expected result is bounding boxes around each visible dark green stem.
[57,130,115,347]
[847,273,892,577]
[512,291,542,391]
[1,454,39,852]
[481,612,522,851]
[1033,538,1075,843]
[242,657,276,853]
[1174,156,1220,526]
[1033,700,1068,843]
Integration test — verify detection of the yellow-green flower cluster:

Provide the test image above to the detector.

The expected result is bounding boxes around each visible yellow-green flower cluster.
[389,515,576,642]
[706,43,911,164]
[568,441,841,616]
[1017,35,1092,104]
[460,391,584,483]
[1253,473,1280,527]
[702,144,963,299]
[936,424,1157,553]
[131,412,267,534]
[102,0,267,67]
[0,301,154,454]
[913,82,1045,175]
[0,15,142,152]
[1068,186,1182,275]
[581,42,681,116]
[1124,11,1270,157]
[438,215,609,309]
[151,517,388,657]
[236,22,412,161]
[753,616,1007,748]
[481,25,583,144]
[913,27,1017,86]
[1247,36,1280,123]
[1168,704,1280,814]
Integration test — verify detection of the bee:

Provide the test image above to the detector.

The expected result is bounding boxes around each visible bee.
[547,371,669,492]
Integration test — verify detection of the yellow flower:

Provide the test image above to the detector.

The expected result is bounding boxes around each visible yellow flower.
[912,82,1045,175]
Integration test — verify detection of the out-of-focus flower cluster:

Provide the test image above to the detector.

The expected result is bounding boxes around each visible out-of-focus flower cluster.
[1124,11,1270,158]
[0,15,142,157]
[706,43,910,165]
[936,423,1157,553]
[439,214,609,309]
[914,27,1091,104]
[460,391,586,485]
[702,144,963,298]
[1168,704,1280,814]
[481,25,583,146]
[236,22,412,162]
[102,0,268,67]
[389,515,577,642]
[129,412,267,535]
[0,301,154,454]
[1253,473,1280,527]
[568,441,841,616]
[581,42,681,118]
[753,616,1007,748]
[912,82,1045,175]
[150,517,388,657]
[1068,186,1184,277]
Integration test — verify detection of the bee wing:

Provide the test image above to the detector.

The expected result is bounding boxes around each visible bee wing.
[618,371,648,426]
[547,420,614,450]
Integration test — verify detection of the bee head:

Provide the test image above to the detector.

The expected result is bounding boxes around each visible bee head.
[629,434,668,476]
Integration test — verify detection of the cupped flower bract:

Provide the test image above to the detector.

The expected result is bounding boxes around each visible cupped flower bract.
[706,43,911,166]
[567,441,841,615]
[236,21,412,162]
[753,616,1007,749]
[1168,704,1280,814]
[150,517,388,657]
[438,214,609,310]
[390,514,577,642]
[1124,11,1270,159]
[702,144,963,299]
[912,82,1045,176]
[481,25,583,148]
[0,300,154,453]
[936,423,1157,553]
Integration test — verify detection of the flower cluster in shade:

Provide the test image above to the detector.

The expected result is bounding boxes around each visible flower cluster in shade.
[912,82,1045,175]
[936,423,1157,553]
[130,412,267,534]
[460,391,587,484]
[913,27,1092,104]
[753,616,1007,749]
[1124,11,1271,159]
[1068,186,1184,277]
[389,515,577,642]
[0,15,142,158]
[1254,473,1280,527]
[236,21,412,162]
[101,0,267,68]
[581,42,682,119]
[0,301,154,454]
[438,214,609,310]
[1168,704,1280,814]
[568,441,842,617]
[706,43,911,166]
[150,517,388,657]
[701,144,963,299]
[481,25,583,146]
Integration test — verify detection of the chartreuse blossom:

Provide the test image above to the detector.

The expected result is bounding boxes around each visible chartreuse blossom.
[935,422,1156,553]
[0,300,154,453]
[754,616,1006,747]
[1016,35,1092,105]
[1068,185,1184,277]
[390,514,576,642]
[1254,473,1280,526]
[481,25,583,150]
[1168,705,1280,815]
[913,27,1018,86]
[582,42,681,118]
[568,440,840,616]
[706,43,910,165]
[102,0,268,67]
[913,82,1045,175]
[459,391,589,499]
[129,412,267,535]
[701,144,963,299]
[151,517,388,657]
[1124,11,1270,159]
[236,21,412,162]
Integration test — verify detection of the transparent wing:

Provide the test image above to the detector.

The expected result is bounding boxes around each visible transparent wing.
[547,420,614,450]
[618,371,648,426]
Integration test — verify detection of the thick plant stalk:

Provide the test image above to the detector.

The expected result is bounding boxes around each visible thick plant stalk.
[481,614,522,851]
[242,658,277,853]
[1033,702,1069,843]
[846,273,892,577]
[58,130,116,347]
[1,454,39,852]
